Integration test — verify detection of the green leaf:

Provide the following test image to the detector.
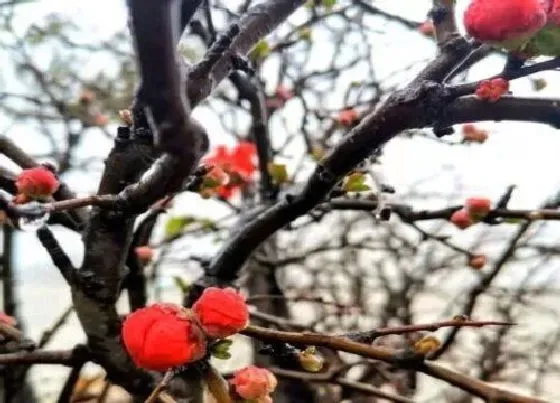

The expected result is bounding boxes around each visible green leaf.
[342,173,370,192]
[249,40,270,61]
[267,163,289,184]
[210,339,233,360]
[322,0,336,9]
[164,216,195,240]
[212,350,231,360]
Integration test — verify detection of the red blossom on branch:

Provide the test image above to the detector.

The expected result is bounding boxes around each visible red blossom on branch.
[475,78,509,102]
[336,108,359,127]
[469,254,487,270]
[418,21,434,36]
[450,197,493,229]
[192,287,249,339]
[463,0,547,43]
[230,366,277,402]
[134,246,154,263]
[465,197,492,221]
[121,303,207,371]
[15,167,59,201]
[450,209,473,229]
[201,142,257,200]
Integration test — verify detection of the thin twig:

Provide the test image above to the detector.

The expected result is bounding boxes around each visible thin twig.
[145,369,175,403]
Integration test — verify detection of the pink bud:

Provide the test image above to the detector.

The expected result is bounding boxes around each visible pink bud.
[465,197,492,220]
[469,255,486,270]
[450,209,473,230]
[135,246,154,263]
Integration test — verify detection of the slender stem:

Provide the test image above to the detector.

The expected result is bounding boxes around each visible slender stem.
[204,366,233,403]
[145,370,175,403]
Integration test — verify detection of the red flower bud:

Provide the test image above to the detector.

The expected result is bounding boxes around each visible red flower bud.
[475,79,509,102]
[121,303,207,371]
[15,167,59,201]
[462,124,476,135]
[462,124,489,143]
[192,287,249,339]
[464,0,547,43]
[465,197,492,220]
[469,255,487,270]
[337,108,359,127]
[230,366,277,401]
[418,21,434,36]
[450,209,473,230]
[134,246,154,263]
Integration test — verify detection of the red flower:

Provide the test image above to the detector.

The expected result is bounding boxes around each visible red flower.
[0,311,16,327]
[464,0,547,43]
[202,142,257,199]
[192,287,249,339]
[450,209,473,230]
[337,108,359,127]
[230,366,277,401]
[465,197,492,220]
[135,246,154,263]
[121,303,207,371]
[15,167,59,201]
[475,78,509,102]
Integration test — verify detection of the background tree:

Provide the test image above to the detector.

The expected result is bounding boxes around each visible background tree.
[1,0,560,402]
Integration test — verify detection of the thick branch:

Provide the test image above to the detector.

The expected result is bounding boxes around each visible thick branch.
[0,345,86,366]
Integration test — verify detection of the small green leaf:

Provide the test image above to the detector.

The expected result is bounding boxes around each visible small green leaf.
[342,173,370,192]
[267,163,289,184]
[322,0,336,9]
[249,40,270,61]
[164,216,195,240]
[210,339,233,360]
[212,350,232,360]
[503,217,523,224]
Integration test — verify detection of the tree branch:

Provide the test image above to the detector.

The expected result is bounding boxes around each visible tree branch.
[243,325,545,403]
[187,0,307,105]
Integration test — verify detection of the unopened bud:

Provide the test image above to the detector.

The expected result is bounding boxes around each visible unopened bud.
[298,346,324,373]
[413,335,441,355]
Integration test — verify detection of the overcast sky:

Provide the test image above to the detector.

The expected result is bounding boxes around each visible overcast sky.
[5,1,560,400]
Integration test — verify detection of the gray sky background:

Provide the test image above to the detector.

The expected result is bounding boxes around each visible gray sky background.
[4,0,560,400]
